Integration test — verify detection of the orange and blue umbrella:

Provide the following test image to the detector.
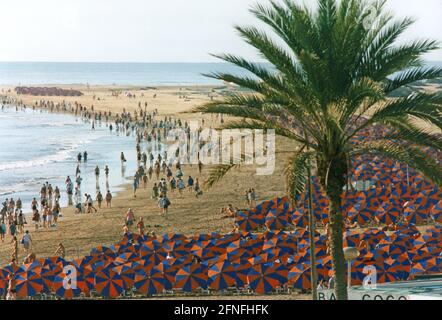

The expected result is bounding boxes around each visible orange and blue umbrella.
[247,263,281,294]
[292,208,309,228]
[207,261,237,290]
[134,266,166,295]
[139,242,168,265]
[230,260,252,288]
[0,268,9,296]
[430,201,442,223]
[15,270,43,298]
[288,263,312,290]
[112,261,140,289]
[52,270,83,299]
[175,263,208,292]
[235,210,263,231]
[265,209,290,230]
[94,267,125,298]
[375,199,402,225]
[114,252,140,266]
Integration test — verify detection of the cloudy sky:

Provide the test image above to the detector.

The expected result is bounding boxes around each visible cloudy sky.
[1,0,441,62]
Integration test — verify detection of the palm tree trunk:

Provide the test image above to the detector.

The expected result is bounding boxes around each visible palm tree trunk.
[324,156,348,300]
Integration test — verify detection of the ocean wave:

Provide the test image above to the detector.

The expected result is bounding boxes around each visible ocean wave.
[0,138,91,171]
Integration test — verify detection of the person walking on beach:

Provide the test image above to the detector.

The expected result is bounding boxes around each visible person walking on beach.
[76,175,83,188]
[177,178,185,196]
[198,159,203,175]
[187,176,194,192]
[32,210,40,230]
[105,190,112,208]
[105,165,110,178]
[9,221,17,238]
[158,194,171,216]
[125,208,135,227]
[52,202,60,225]
[83,151,88,162]
[152,183,159,199]
[96,191,103,209]
[120,152,127,163]
[136,217,145,236]
[21,230,32,255]
[133,176,139,198]
[95,166,100,179]
[77,152,82,163]
[0,219,6,242]
[250,188,257,207]
[17,211,25,234]
[142,173,148,189]
[85,194,98,213]
[148,166,153,180]
[194,178,202,198]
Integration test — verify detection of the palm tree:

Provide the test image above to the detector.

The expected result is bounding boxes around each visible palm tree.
[194,0,442,300]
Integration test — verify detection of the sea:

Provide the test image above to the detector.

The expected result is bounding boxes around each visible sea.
[0,62,251,86]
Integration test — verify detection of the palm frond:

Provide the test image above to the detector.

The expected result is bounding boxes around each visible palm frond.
[285,150,314,202]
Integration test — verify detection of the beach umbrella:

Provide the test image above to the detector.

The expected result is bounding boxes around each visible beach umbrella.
[40,256,67,267]
[235,211,263,231]
[52,271,82,299]
[94,267,125,298]
[226,241,254,261]
[134,266,166,295]
[375,199,402,225]
[430,201,442,223]
[394,223,421,238]
[247,263,281,294]
[288,263,312,290]
[230,260,252,288]
[241,238,264,256]
[0,269,9,296]
[175,263,208,292]
[3,263,20,276]
[156,257,190,290]
[265,209,290,230]
[191,240,218,260]
[15,270,43,298]
[410,258,440,277]
[139,242,168,265]
[207,261,237,290]
[292,208,309,228]
[39,263,64,293]
[343,230,362,248]
[361,228,386,245]
[403,204,429,224]
[114,252,140,266]
[17,261,42,275]
[315,256,333,280]
[112,261,140,289]
[90,246,116,261]
[375,258,403,283]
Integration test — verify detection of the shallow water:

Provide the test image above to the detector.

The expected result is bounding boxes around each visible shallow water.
[0,106,140,213]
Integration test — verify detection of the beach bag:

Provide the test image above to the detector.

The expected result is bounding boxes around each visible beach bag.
[165,198,171,207]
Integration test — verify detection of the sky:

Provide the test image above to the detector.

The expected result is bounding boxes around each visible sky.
[0,0,441,62]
